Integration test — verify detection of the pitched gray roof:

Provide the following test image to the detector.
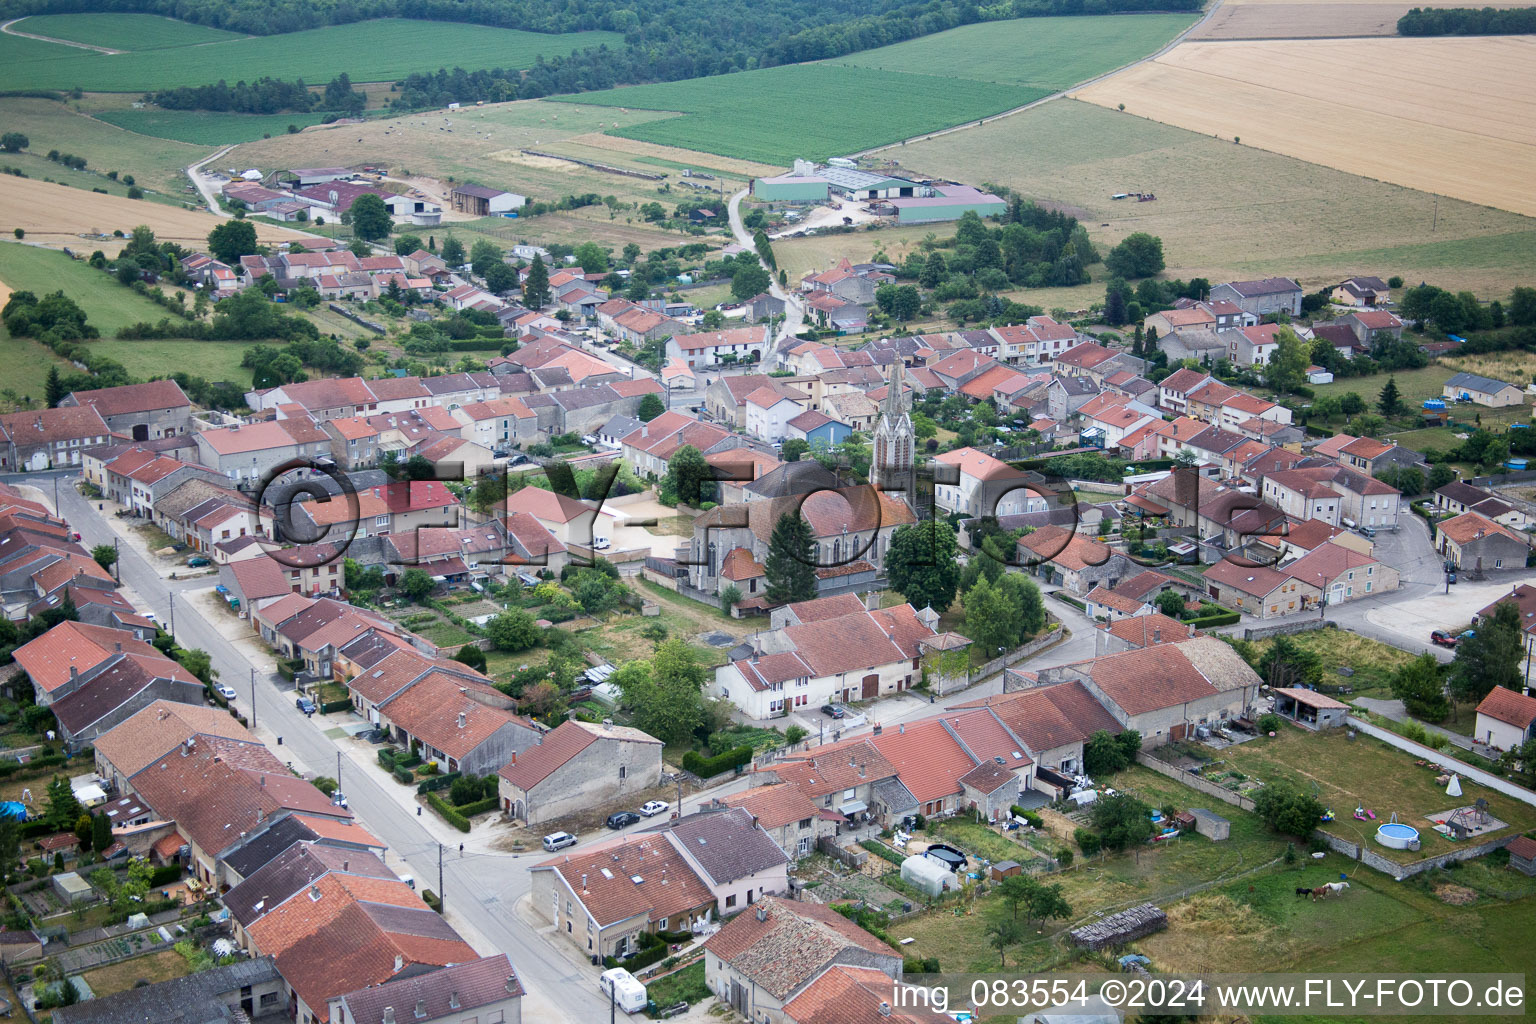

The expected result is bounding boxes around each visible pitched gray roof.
[225,843,394,926]
[658,806,789,884]
[1445,371,1517,394]
[337,955,523,1023]
[52,957,281,1024]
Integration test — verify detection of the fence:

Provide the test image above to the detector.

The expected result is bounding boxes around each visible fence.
[1347,716,1536,807]
[960,627,1065,692]
[817,837,867,869]
[1135,751,1257,811]
[325,303,385,334]
[1243,619,1337,642]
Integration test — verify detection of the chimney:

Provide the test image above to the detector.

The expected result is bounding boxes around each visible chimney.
[872,724,882,736]
[898,723,905,735]
[342,860,348,872]
[69,666,78,681]
[259,775,266,788]
[755,905,767,922]
[384,1009,395,1024]
[1153,626,1161,644]
[878,1001,892,1017]
[858,762,865,778]
[581,873,587,890]
[457,711,467,729]
[506,976,519,994]
[256,808,265,823]
[849,754,856,767]
[114,641,122,652]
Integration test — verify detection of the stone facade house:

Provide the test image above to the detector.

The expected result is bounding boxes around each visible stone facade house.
[497,720,662,825]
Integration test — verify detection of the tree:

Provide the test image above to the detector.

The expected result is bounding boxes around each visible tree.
[573,242,608,273]
[996,874,1036,921]
[1084,729,1130,776]
[44,366,66,408]
[1262,327,1310,397]
[1378,376,1404,415]
[637,393,665,422]
[483,261,517,294]
[780,438,809,463]
[348,193,393,241]
[440,236,466,267]
[984,918,1025,967]
[611,639,706,745]
[720,583,742,613]
[207,219,258,263]
[469,239,501,278]
[1001,573,1047,638]
[1375,465,1423,497]
[765,511,817,606]
[1103,232,1165,279]
[1391,653,1449,722]
[960,575,1020,656]
[91,544,117,572]
[91,812,112,853]
[452,644,488,672]
[180,648,215,684]
[1257,635,1323,690]
[44,776,82,831]
[1428,463,1458,490]
[487,609,541,652]
[0,132,27,153]
[665,444,712,507]
[1252,778,1325,836]
[398,568,434,602]
[885,520,960,613]
[1154,590,1187,619]
[1340,392,1366,417]
[730,260,771,302]
[1449,601,1523,702]
[1089,792,1154,851]
[523,254,550,308]
[785,724,808,746]
[394,234,424,256]
[1024,880,1071,929]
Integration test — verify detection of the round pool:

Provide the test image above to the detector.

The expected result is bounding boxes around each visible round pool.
[1376,822,1420,850]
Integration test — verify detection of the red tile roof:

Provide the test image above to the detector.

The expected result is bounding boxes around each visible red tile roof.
[704,896,897,1001]
[1475,686,1536,729]
[534,833,713,927]
[1437,511,1523,546]
[785,966,953,1024]
[867,719,973,803]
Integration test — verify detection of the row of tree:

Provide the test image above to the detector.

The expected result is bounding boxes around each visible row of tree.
[1397,6,1536,35]
[147,73,364,114]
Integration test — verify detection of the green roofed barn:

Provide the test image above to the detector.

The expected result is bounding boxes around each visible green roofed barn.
[889,185,1007,224]
[753,174,830,202]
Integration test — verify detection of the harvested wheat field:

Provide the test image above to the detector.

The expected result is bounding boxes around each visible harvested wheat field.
[1074,36,1536,216]
[0,174,308,253]
[1192,0,1535,37]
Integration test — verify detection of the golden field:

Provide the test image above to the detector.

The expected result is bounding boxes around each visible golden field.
[0,174,309,253]
[1073,36,1536,217]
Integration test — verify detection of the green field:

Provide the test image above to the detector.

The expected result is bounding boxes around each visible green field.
[94,109,340,145]
[0,97,204,197]
[564,64,1042,164]
[0,18,622,93]
[839,13,1197,90]
[92,339,271,384]
[0,243,182,335]
[15,12,243,50]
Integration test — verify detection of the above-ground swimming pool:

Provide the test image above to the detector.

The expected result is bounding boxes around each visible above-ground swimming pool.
[1376,821,1421,850]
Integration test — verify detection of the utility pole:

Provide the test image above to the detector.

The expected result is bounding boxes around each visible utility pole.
[337,750,342,790]
[249,667,257,730]
[168,592,175,641]
[438,844,445,912]
[52,474,59,517]
[113,538,120,584]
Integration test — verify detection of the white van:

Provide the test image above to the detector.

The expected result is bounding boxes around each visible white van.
[599,967,648,1014]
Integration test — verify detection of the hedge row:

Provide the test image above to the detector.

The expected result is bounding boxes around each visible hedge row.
[0,753,67,779]
[456,796,499,817]
[392,766,415,785]
[422,889,443,913]
[603,944,668,972]
[681,745,752,778]
[862,839,905,866]
[378,749,399,770]
[416,772,461,794]
[1186,611,1241,628]
[426,792,471,832]
[319,698,352,715]
[149,864,183,886]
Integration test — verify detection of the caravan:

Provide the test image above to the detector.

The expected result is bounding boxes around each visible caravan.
[599,968,648,1014]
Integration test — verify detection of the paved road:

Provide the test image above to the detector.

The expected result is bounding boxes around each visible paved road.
[726,189,805,359]
[44,471,613,1022]
[184,147,236,216]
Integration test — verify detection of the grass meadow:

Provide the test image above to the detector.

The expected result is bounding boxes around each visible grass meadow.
[566,64,1043,164]
[94,109,341,145]
[0,243,178,335]
[0,97,204,196]
[0,18,621,92]
[16,12,242,50]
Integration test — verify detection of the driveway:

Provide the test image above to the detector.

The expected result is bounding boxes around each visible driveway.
[1363,576,1528,654]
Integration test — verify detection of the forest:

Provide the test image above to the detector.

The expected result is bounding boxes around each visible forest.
[1,0,1200,108]
[1397,6,1536,34]
[148,74,366,115]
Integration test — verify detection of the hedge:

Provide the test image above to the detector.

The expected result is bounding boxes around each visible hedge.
[1186,611,1241,628]
[862,840,905,866]
[392,766,415,785]
[149,864,183,886]
[319,698,352,715]
[455,796,499,817]
[378,749,399,770]
[416,772,461,795]
[603,944,668,972]
[422,889,443,913]
[681,745,752,778]
[426,792,471,832]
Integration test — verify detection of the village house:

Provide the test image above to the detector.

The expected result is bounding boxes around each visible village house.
[377,670,541,776]
[497,486,614,551]
[330,955,523,1024]
[1209,277,1303,317]
[1443,371,1525,408]
[743,383,812,443]
[1280,542,1399,605]
[194,420,331,485]
[1016,525,1133,597]
[496,719,663,825]
[710,783,831,862]
[61,379,192,442]
[947,679,1123,797]
[1201,559,1322,618]
[1342,309,1404,344]
[1330,276,1391,307]
[652,806,791,914]
[667,325,772,369]
[1259,464,1401,529]
[1435,511,1529,573]
[0,406,111,472]
[703,895,902,1024]
[1473,687,1536,752]
[932,447,1040,519]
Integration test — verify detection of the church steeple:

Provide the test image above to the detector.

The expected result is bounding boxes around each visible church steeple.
[871,358,915,508]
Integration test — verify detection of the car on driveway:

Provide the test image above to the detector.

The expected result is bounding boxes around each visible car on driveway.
[214,684,238,701]
[1430,630,1459,648]
[295,696,317,716]
[606,811,640,830]
[639,800,669,817]
[821,703,845,719]
[186,556,211,568]
[542,831,578,851]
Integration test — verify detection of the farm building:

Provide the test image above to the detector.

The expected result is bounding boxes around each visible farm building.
[1272,687,1350,730]
[887,185,1007,224]
[381,193,442,226]
[1442,371,1525,408]
[451,184,526,216]
[1508,835,1536,876]
[752,175,830,202]
[284,167,353,187]
[1187,808,1231,841]
[818,164,920,200]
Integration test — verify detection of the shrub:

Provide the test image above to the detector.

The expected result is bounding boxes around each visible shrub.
[426,793,471,832]
[861,839,904,865]
[377,749,399,770]
[1256,713,1282,734]
[148,864,181,886]
[681,745,752,778]
[392,766,415,785]
[1074,828,1102,855]
[422,889,442,913]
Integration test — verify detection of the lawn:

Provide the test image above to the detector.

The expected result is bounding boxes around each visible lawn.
[1216,726,1536,864]
[561,64,1045,165]
[91,339,274,384]
[1243,626,1415,698]
[94,109,342,146]
[888,98,1536,296]
[641,960,708,1010]
[839,14,1198,91]
[17,12,243,50]
[0,19,622,93]
[80,948,192,998]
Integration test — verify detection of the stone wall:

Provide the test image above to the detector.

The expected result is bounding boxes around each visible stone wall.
[1243,619,1336,642]
[1134,751,1257,811]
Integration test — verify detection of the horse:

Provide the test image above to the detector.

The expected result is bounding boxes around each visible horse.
[1313,881,1350,900]
[1295,887,1312,897]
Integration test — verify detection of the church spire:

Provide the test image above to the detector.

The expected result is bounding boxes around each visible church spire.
[881,358,906,418]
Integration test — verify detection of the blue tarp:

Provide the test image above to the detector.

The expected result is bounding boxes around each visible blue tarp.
[0,801,28,821]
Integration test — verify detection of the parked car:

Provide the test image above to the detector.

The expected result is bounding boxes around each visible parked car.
[295,696,317,716]
[820,703,845,719]
[1430,630,1459,648]
[593,537,611,550]
[214,684,238,701]
[581,434,599,446]
[331,791,348,809]
[1358,526,1377,540]
[639,800,669,817]
[186,556,211,568]
[542,831,578,852]
[606,811,640,830]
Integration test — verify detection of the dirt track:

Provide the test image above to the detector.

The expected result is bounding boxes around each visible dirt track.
[0,174,309,253]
